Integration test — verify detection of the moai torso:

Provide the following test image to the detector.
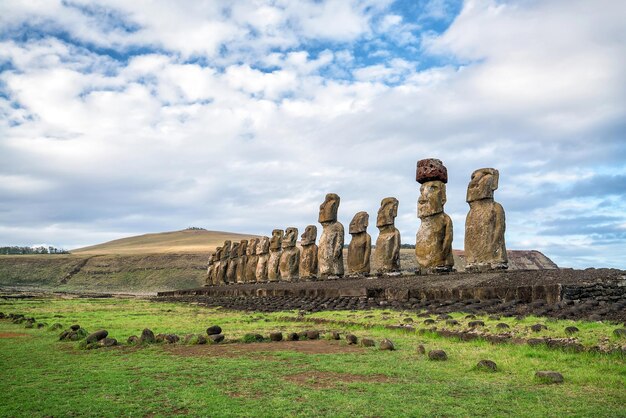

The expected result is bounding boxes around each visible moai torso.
[255,236,270,282]
[464,168,507,271]
[267,229,283,282]
[415,159,454,273]
[245,238,259,283]
[216,241,230,284]
[347,211,371,275]
[374,197,401,274]
[236,240,248,284]
[318,193,345,277]
[211,248,221,285]
[226,242,239,283]
[279,227,300,281]
[299,225,318,280]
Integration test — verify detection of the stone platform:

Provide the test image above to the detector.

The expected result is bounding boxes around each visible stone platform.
[155,268,626,322]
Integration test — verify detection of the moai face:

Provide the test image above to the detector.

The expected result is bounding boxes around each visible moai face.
[418,181,446,218]
[221,241,231,260]
[247,238,257,256]
[318,193,340,224]
[238,240,248,256]
[270,229,283,251]
[349,211,369,234]
[300,225,317,246]
[282,227,298,248]
[257,236,270,254]
[230,242,239,259]
[214,247,222,261]
[466,168,499,203]
[376,197,398,227]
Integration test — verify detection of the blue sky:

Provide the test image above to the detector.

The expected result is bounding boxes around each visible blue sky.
[0,0,625,268]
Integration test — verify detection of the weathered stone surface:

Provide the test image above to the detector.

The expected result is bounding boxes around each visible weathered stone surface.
[374,197,401,274]
[255,236,270,282]
[380,338,395,350]
[164,334,180,344]
[468,320,485,328]
[206,251,216,286]
[86,329,108,344]
[415,172,454,272]
[270,332,283,342]
[531,324,548,332]
[318,193,344,278]
[216,240,231,284]
[496,323,510,329]
[236,240,248,284]
[299,225,318,280]
[564,326,579,335]
[70,324,81,331]
[98,337,117,347]
[140,328,155,344]
[268,229,283,282]
[280,227,300,281]
[417,344,426,354]
[226,242,239,284]
[535,371,564,384]
[206,325,222,335]
[465,168,508,271]
[208,334,225,343]
[346,334,358,345]
[306,330,320,340]
[330,331,341,340]
[245,238,258,283]
[361,338,375,347]
[127,335,139,344]
[613,328,626,338]
[428,349,448,360]
[286,332,299,341]
[477,359,497,372]
[347,211,371,276]
[416,158,448,184]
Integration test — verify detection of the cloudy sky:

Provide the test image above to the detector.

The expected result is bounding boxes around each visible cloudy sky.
[1,0,625,268]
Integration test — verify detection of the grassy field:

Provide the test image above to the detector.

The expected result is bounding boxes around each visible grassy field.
[0,298,624,417]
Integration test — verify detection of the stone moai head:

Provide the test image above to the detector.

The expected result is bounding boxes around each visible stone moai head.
[318,193,340,224]
[230,242,239,259]
[221,241,231,260]
[238,240,248,256]
[300,225,317,246]
[270,229,284,251]
[377,197,399,228]
[349,211,369,234]
[214,247,222,261]
[282,227,298,248]
[466,168,499,203]
[417,158,448,218]
[257,236,270,254]
[247,238,257,256]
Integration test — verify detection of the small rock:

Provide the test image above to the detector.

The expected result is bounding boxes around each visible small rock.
[286,332,299,341]
[206,325,222,335]
[535,371,564,384]
[446,319,459,326]
[496,323,510,330]
[209,334,225,343]
[468,320,485,328]
[98,338,117,347]
[306,330,320,340]
[530,324,548,332]
[86,330,109,344]
[564,326,579,335]
[155,333,166,343]
[164,334,179,344]
[416,344,426,355]
[403,317,414,323]
[59,330,69,340]
[140,328,156,344]
[488,315,501,321]
[297,331,308,339]
[361,338,375,347]
[527,338,545,347]
[423,319,436,325]
[127,335,139,344]
[465,314,476,319]
[244,333,264,343]
[183,334,196,344]
[428,350,448,361]
[346,334,358,345]
[379,339,395,351]
[70,324,81,331]
[613,328,626,338]
[196,335,207,344]
[476,359,497,372]
[269,332,283,342]
[330,331,341,340]
[437,314,452,320]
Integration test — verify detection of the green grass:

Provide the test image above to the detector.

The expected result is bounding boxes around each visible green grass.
[0,298,625,417]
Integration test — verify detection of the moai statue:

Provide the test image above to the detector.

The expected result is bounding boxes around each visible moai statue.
[318,193,345,278]
[235,240,248,284]
[279,227,300,281]
[464,168,508,271]
[216,240,231,284]
[267,229,283,282]
[415,159,454,273]
[347,211,371,276]
[226,241,239,283]
[206,252,218,286]
[299,225,318,280]
[374,197,401,275]
[255,236,270,282]
[211,247,222,285]
[245,238,259,282]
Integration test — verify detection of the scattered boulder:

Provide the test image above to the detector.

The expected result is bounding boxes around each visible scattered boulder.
[49,323,64,331]
[329,331,341,340]
[488,315,501,321]
[428,350,447,361]
[127,335,139,344]
[206,325,222,336]
[423,319,436,325]
[286,332,299,341]
[380,339,395,351]
[98,338,118,347]
[403,317,414,323]
[613,329,626,338]
[361,338,375,347]
[437,314,452,320]
[208,334,225,344]
[306,330,320,340]
[346,334,358,345]
[140,328,156,344]
[496,323,510,330]
[164,334,180,344]
[564,326,579,335]
[527,338,546,347]
[465,314,477,319]
[535,371,564,384]
[476,359,497,372]
[155,333,166,343]
[416,344,426,355]
[297,331,308,339]
[243,333,264,343]
[468,320,485,328]
[530,324,548,332]
[446,319,459,326]
[86,330,108,344]
[70,324,81,331]
[269,332,283,342]
[59,327,88,341]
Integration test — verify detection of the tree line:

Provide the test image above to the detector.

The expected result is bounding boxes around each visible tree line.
[0,246,69,255]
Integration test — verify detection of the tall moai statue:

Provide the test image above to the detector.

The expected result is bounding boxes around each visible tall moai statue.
[255,236,270,282]
[347,211,371,276]
[415,159,454,273]
[299,225,318,280]
[464,168,508,271]
[245,238,259,282]
[210,247,222,285]
[268,229,283,282]
[235,240,248,284]
[216,240,230,284]
[374,197,401,275]
[279,227,300,281]
[226,241,239,283]
[205,253,214,286]
[318,193,345,278]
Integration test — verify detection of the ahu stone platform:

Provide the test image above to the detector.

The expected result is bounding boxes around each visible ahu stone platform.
[156,268,626,322]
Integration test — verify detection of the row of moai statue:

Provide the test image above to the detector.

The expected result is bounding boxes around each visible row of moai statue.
[206,158,507,285]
